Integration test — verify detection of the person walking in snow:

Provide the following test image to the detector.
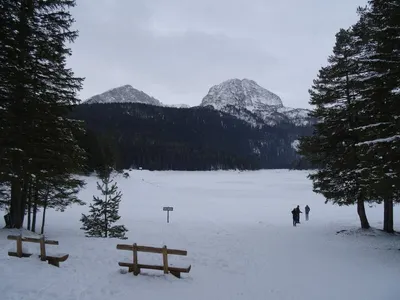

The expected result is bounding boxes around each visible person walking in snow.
[295,205,302,224]
[305,205,310,221]
[291,208,298,226]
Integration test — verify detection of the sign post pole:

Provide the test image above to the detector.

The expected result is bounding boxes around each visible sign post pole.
[163,207,174,223]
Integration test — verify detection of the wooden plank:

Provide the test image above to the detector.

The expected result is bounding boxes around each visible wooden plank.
[8,251,32,258]
[43,254,69,262]
[117,244,187,256]
[7,235,23,241]
[177,265,191,273]
[119,262,163,270]
[42,254,69,267]
[162,245,169,274]
[118,262,191,273]
[16,235,22,257]
[40,236,46,261]
[165,247,187,256]
[7,235,58,245]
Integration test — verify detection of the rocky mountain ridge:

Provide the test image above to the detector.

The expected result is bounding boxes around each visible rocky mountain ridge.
[83,79,312,127]
[200,79,312,126]
[85,85,163,106]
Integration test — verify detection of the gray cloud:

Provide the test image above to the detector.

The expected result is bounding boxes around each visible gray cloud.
[69,0,368,108]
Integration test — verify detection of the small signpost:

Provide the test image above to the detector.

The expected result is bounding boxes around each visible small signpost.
[163,206,174,223]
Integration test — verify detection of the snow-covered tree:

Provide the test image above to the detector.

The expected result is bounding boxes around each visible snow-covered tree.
[351,1,400,233]
[298,28,371,229]
[300,0,400,232]
[80,167,128,239]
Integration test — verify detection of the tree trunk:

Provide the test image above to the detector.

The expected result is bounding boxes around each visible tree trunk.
[27,180,32,230]
[383,198,394,233]
[20,174,29,227]
[10,178,22,228]
[27,203,31,230]
[40,190,50,235]
[104,208,108,238]
[40,202,47,235]
[31,186,39,232]
[104,201,108,238]
[10,152,23,228]
[104,181,108,238]
[357,197,370,229]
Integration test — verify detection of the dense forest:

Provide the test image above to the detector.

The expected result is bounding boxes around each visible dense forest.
[70,103,313,171]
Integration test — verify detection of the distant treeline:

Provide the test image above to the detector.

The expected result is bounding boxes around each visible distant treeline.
[70,103,313,171]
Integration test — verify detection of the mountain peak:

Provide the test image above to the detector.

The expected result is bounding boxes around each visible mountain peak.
[200,78,312,127]
[201,78,283,110]
[85,85,163,106]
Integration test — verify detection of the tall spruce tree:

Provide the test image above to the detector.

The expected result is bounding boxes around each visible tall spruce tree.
[80,167,128,239]
[351,1,400,233]
[0,0,85,228]
[298,28,372,228]
[0,0,33,228]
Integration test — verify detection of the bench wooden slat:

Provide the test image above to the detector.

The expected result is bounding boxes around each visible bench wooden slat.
[7,235,59,245]
[118,262,191,273]
[40,254,69,262]
[43,254,69,267]
[8,251,32,258]
[116,244,187,256]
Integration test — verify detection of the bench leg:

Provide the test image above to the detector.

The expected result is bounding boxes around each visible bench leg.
[133,267,140,276]
[126,266,140,275]
[169,270,181,278]
[48,260,60,267]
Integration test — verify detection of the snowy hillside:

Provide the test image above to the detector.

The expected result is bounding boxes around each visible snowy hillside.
[0,170,399,300]
[85,85,163,106]
[201,79,313,127]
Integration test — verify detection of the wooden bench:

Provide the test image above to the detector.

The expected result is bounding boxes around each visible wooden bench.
[7,235,69,267]
[117,243,191,278]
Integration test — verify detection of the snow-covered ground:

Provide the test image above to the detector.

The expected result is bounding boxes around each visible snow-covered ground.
[1,170,399,300]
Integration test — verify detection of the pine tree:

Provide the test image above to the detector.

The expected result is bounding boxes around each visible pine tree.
[0,0,85,228]
[80,167,128,239]
[0,0,33,228]
[298,28,372,228]
[351,1,400,233]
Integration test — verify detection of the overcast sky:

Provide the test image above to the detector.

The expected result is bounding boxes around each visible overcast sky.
[68,0,368,108]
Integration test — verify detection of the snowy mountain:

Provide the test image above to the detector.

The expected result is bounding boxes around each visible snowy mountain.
[83,79,313,127]
[202,78,283,110]
[85,85,163,106]
[200,79,312,127]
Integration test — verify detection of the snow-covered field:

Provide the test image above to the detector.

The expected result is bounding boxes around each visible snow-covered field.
[1,170,399,300]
